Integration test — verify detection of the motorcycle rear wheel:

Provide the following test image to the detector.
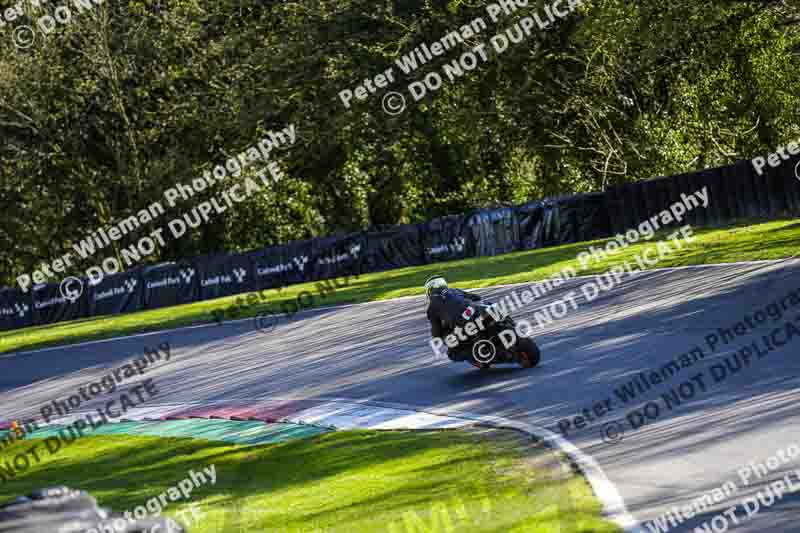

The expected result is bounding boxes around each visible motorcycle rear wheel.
[470,360,491,370]
[515,337,541,368]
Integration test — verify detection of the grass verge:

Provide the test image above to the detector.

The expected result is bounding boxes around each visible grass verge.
[0,430,620,532]
[1,218,798,354]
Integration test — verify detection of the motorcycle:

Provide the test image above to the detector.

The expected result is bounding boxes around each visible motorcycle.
[450,302,541,370]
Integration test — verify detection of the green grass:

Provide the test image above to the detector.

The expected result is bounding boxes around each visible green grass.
[0,431,620,532]
[2,218,798,355]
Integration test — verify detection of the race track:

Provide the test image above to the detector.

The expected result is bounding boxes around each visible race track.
[2,259,800,532]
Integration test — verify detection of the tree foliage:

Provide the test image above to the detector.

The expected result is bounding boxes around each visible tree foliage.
[1,0,798,285]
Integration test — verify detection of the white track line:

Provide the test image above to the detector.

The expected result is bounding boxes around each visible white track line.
[6,258,795,528]
[47,398,642,531]
[252,396,646,532]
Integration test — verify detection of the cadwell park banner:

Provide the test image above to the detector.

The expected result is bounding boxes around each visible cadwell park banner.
[2,156,798,332]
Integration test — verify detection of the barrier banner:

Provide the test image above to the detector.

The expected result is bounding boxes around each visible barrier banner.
[310,233,368,281]
[421,215,475,263]
[561,192,611,243]
[88,269,143,317]
[362,225,425,273]
[516,200,554,249]
[788,156,800,211]
[5,157,796,333]
[683,171,705,226]
[0,288,33,331]
[141,261,199,310]
[196,253,254,301]
[605,159,800,234]
[248,239,314,291]
[763,155,800,214]
[468,207,520,257]
[31,282,88,325]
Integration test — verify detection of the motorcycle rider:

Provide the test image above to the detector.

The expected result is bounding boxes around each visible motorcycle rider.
[425,275,483,363]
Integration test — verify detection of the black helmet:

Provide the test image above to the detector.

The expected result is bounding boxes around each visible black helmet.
[424,275,448,301]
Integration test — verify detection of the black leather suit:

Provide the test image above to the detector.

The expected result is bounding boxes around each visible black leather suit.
[426,288,482,360]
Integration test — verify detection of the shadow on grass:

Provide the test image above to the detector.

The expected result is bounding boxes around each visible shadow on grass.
[0,431,469,503]
[0,429,607,532]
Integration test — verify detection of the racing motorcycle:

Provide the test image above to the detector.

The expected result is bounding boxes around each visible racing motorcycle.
[453,301,541,370]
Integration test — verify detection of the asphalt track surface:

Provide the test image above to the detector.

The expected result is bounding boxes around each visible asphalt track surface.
[2,259,800,532]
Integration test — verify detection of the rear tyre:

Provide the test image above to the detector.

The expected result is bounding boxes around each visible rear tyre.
[515,337,541,369]
[470,360,491,371]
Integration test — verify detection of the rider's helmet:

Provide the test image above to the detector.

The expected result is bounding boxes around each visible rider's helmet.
[424,275,448,302]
